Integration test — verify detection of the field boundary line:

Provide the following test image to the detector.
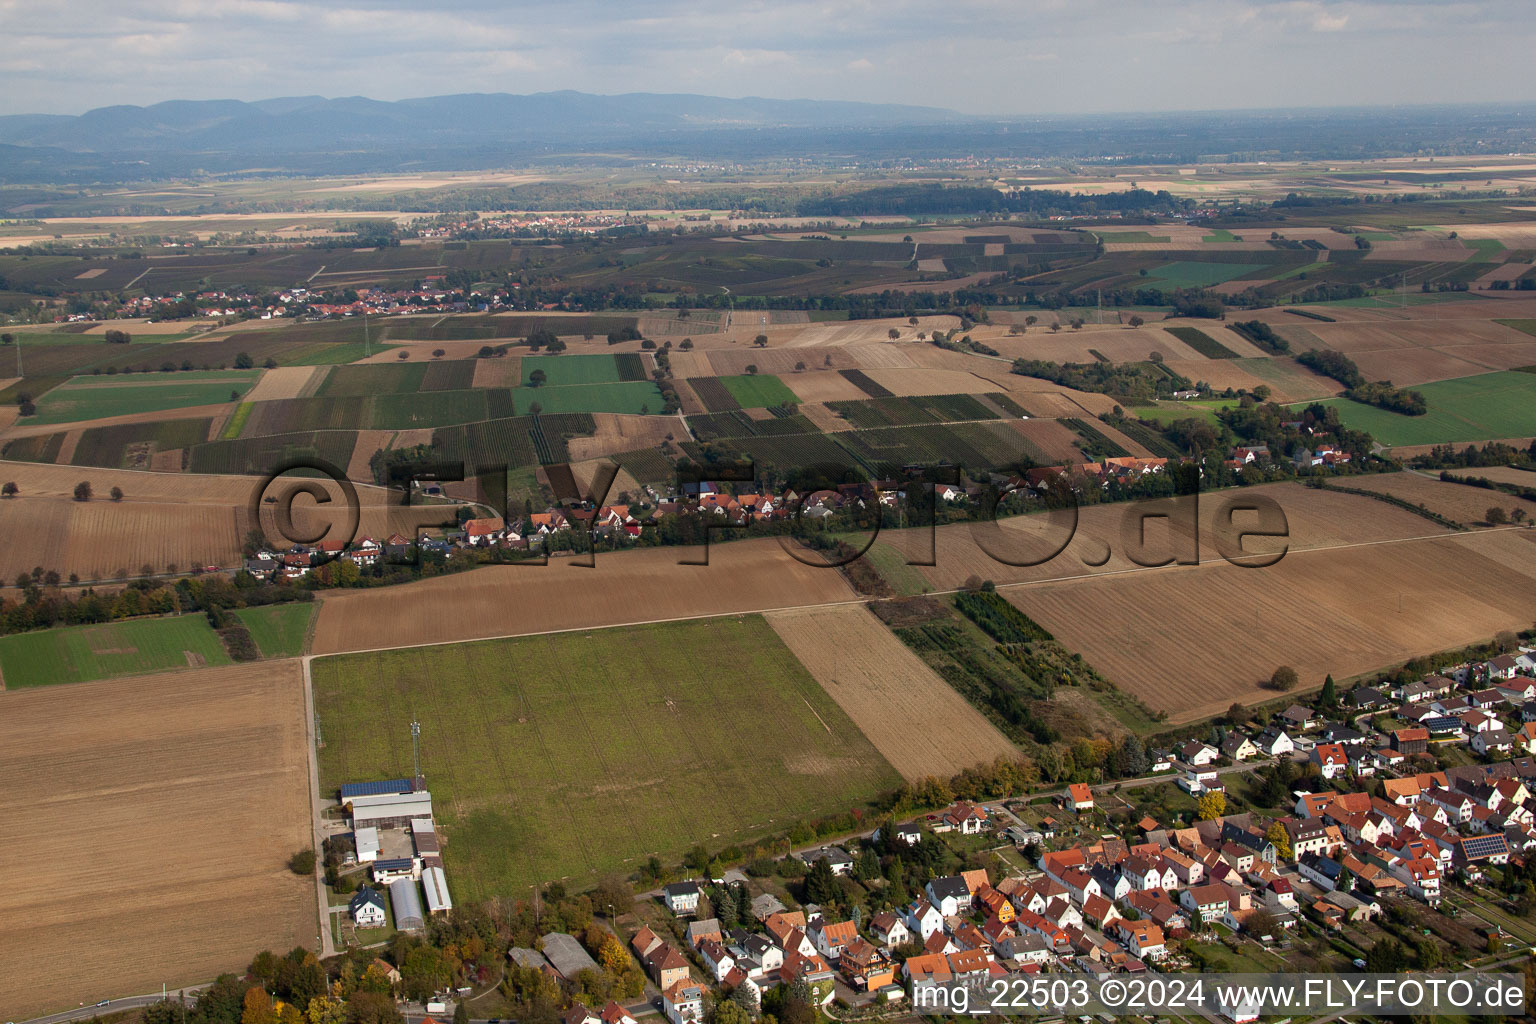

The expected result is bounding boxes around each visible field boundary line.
[300,655,335,959]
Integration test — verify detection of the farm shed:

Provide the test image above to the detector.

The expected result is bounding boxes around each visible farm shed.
[390,878,425,932]
[340,778,416,800]
[422,865,453,916]
[349,790,433,829]
[541,930,600,980]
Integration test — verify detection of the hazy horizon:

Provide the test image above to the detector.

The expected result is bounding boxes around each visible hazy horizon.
[3,0,1534,119]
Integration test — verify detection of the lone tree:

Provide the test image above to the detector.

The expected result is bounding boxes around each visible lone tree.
[1127,315,1145,328]
[233,351,253,369]
[396,350,409,360]
[888,328,900,340]
[73,481,93,502]
[679,338,694,350]
[753,334,768,348]
[103,328,131,344]
[1,481,16,497]
[529,368,547,387]
[110,486,124,501]
[745,364,759,375]
[288,849,316,875]
[1487,507,1509,526]
[1270,665,1299,691]
[1196,791,1227,821]
[432,348,446,359]
[794,360,806,372]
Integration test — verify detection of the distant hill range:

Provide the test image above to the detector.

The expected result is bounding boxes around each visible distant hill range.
[2,94,1536,185]
[0,91,965,179]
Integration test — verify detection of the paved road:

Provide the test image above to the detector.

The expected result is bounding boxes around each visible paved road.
[20,988,207,1024]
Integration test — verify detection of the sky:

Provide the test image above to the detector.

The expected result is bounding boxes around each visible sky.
[1,0,1533,117]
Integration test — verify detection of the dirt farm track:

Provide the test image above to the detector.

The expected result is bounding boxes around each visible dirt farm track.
[0,661,313,1019]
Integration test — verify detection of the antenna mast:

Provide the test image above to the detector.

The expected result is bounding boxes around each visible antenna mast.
[410,719,422,781]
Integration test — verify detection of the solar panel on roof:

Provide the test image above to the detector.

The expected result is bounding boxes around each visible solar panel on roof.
[1460,835,1507,859]
[340,779,413,798]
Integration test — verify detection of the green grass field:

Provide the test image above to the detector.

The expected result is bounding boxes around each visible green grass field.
[1309,370,1536,445]
[312,616,901,900]
[234,603,315,658]
[28,371,259,426]
[1146,261,1267,288]
[277,342,393,365]
[1202,229,1239,243]
[513,381,664,415]
[718,374,799,408]
[521,354,622,387]
[1495,319,1536,339]
[0,614,232,687]
[1133,398,1234,427]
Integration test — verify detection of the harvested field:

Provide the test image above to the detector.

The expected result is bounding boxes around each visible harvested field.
[1161,358,1267,395]
[800,402,857,432]
[0,462,442,588]
[1007,529,1536,722]
[0,495,242,584]
[665,350,715,378]
[565,413,677,461]
[1444,465,1536,487]
[708,347,862,376]
[569,458,642,502]
[347,429,396,482]
[765,604,1019,781]
[1236,357,1341,401]
[1010,418,1086,461]
[242,365,326,403]
[889,482,1443,594]
[783,370,872,404]
[672,378,708,415]
[1006,391,1098,418]
[1335,471,1536,525]
[309,538,857,654]
[471,356,522,388]
[0,661,311,1018]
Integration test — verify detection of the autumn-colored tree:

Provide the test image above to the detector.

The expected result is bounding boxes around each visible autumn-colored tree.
[1196,791,1226,821]
[1265,820,1292,860]
[598,934,629,974]
[242,987,277,1024]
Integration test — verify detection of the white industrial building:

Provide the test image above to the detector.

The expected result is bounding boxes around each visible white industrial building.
[354,826,380,863]
[422,865,454,915]
[349,791,433,829]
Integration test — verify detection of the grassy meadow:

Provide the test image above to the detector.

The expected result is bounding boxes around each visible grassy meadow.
[312,615,901,900]
[0,614,231,687]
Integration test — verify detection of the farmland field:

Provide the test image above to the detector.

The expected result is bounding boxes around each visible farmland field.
[1312,371,1536,445]
[0,661,312,1018]
[510,381,663,415]
[234,603,316,659]
[28,371,259,426]
[1331,471,1536,525]
[719,373,800,408]
[312,615,901,899]
[765,605,1018,781]
[0,614,232,687]
[521,353,624,386]
[309,538,856,653]
[1147,261,1266,288]
[1007,529,1536,722]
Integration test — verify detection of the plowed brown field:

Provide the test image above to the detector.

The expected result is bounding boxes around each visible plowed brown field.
[765,604,1019,780]
[1337,472,1536,525]
[566,413,677,461]
[309,538,857,654]
[0,660,312,1018]
[1007,529,1536,722]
